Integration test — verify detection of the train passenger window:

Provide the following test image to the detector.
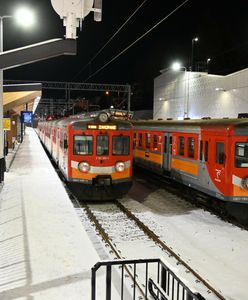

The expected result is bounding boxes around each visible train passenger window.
[188,137,195,158]
[112,136,130,155]
[74,135,93,155]
[235,142,248,167]
[179,137,185,156]
[200,140,203,161]
[205,141,208,162]
[146,133,151,148]
[164,136,167,153]
[138,133,142,147]
[216,142,225,164]
[97,135,109,156]
[153,135,158,151]
[133,132,136,149]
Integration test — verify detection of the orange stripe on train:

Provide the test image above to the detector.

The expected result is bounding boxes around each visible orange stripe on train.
[171,158,198,176]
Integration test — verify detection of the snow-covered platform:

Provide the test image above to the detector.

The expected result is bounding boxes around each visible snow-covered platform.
[0,127,106,299]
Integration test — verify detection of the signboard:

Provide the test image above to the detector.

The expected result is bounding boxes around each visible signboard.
[21,111,33,124]
[3,118,11,131]
[87,124,117,130]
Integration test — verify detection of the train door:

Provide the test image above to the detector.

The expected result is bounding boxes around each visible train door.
[62,132,68,174]
[163,133,172,171]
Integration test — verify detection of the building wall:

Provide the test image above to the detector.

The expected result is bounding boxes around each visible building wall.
[153,68,248,120]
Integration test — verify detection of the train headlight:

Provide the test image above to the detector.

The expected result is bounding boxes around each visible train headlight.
[98,112,109,123]
[241,177,248,190]
[78,161,90,173]
[115,161,125,172]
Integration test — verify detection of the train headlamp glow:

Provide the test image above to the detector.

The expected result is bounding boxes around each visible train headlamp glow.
[98,112,109,123]
[78,161,90,173]
[115,161,125,172]
[241,177,248,190]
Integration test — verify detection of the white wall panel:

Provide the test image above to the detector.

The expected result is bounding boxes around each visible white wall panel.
[153,68,248,120]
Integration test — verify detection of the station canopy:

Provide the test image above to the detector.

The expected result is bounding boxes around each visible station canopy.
[3,83,42,115]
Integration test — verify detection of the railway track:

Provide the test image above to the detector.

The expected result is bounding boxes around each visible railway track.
[133,166,248,229]
[72,196,225,300]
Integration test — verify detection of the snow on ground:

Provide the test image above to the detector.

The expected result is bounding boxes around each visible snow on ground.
[0,128,119,300]
[120,178,248,299]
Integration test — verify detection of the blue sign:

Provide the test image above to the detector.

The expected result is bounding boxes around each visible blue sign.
[21,111,33,124]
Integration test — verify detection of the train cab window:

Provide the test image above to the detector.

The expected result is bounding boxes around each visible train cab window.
[178,137,185,156]
[145,133,151,148]
[112,136,130,155]
[153,135,158,151]
[97,135,109,156]
[74,135,93,155]
[138,133,142,147]
[216,142,225,164]
[188,137,195,158]
[235,142,248,167]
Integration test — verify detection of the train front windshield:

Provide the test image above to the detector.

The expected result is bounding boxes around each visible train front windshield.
[112,136,130,155]
[235,142,248,167]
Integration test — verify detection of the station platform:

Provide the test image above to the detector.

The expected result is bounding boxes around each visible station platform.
[0,127,113,299]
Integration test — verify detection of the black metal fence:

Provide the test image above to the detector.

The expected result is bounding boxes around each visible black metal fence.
[91,258,206,300]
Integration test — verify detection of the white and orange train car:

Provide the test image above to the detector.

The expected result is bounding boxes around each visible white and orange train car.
[37,110,133,200]
[132,118,248,203]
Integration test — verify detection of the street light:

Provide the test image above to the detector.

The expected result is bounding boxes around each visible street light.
[191,37,198,72]
[0,6,35,183]
[207,57,211,73]
[171,62,189,118]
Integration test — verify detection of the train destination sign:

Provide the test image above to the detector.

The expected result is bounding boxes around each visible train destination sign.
[87,124,117,130]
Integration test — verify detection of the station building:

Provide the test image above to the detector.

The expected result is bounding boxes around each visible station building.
[153,68,248,120]
[3,83,41,149]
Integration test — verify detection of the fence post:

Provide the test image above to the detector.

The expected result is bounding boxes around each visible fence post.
[106,264,112,300]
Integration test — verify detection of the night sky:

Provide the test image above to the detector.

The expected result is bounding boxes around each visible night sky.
[1,0,247,109]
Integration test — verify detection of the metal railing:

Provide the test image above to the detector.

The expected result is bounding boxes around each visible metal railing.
[91,258,205,300]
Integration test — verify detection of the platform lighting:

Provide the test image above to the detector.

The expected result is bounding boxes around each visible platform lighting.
[0,6,35,181]
[14,7,35,28]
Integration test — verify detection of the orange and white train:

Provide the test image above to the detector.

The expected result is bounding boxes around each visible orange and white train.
[37,110,133,200]
[132,118,248,203]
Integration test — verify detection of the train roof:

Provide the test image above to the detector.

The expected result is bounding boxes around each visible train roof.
[40,109,133,129]
[131,118,248,128]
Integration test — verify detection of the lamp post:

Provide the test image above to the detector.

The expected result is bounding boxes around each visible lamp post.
[207,57,211,73]
[191,37,198,72]
[0,7,34,183]
[171,62,189,118]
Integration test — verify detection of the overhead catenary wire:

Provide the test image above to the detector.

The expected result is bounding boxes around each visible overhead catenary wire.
[72,0,149,81]
[83,0,190,82]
